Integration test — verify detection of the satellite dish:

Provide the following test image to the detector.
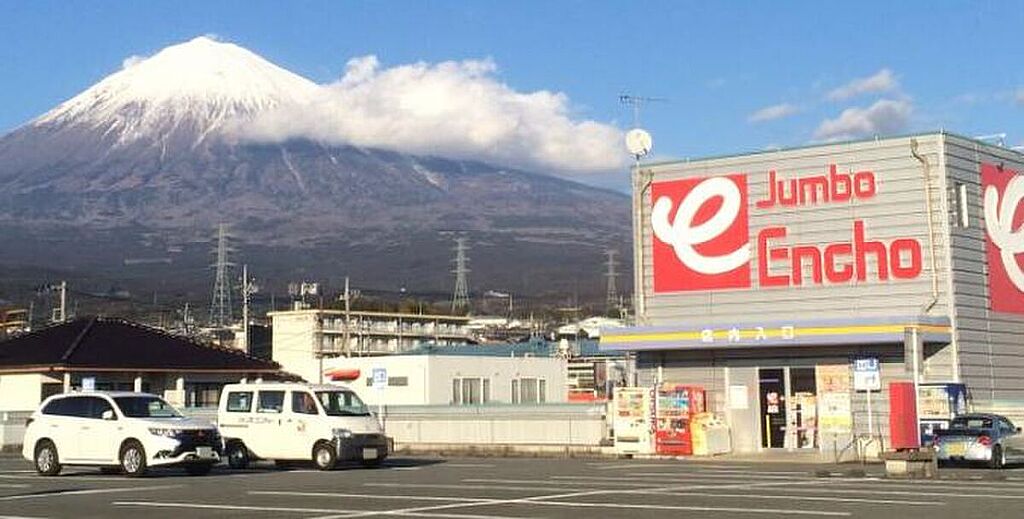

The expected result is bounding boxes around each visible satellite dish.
[625,128,652,158]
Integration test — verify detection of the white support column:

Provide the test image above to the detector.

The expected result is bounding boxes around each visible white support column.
[175,376,185,391]
[62,372,71,393]
[133,376,143,393]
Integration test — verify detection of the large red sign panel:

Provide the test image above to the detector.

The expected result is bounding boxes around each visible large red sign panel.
[651,175,751,292]
[982,163,1024,315]
[650,165,923,293]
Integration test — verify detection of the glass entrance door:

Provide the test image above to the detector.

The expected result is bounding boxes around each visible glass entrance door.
[759,368,786,449]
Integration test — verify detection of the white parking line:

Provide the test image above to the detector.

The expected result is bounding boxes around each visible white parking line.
[551,473,813,481]
[326,478,856,519]
[444,464,495,468]
[776,485,1024,500]
[0,485,181,502]
[0,484,31,488]
[259,487,937,507]
[113,501,532,519]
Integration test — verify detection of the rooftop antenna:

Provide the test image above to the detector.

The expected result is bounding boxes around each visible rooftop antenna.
[604,249,619,312]
[208,223,235,327]
[451,236,470,314]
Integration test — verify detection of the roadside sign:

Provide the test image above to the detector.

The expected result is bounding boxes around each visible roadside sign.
[853,357,881,391]
[372,368,387,390]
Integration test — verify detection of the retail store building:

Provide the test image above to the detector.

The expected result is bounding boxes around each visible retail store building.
[602,133,1024,455]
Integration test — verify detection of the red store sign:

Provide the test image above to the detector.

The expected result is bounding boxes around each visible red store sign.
[651,165,924,293]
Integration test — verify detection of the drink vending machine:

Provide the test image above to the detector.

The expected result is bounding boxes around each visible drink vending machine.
[654,384,706,455]
[612,387,656,455]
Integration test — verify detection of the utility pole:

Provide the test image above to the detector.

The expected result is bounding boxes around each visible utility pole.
[240,264,257,354]
[605,249,619,312]
[58,281,66,323]
[451,236,470,313]
[343,276,352,357]
[209,223,235,327]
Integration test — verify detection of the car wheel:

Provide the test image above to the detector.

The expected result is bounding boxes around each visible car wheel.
[34,440,62,476]
[185,462,214,476]
[990,445,1005,470]
[120,440,148,477]
[225,442,250,470]
[312,442,336,471]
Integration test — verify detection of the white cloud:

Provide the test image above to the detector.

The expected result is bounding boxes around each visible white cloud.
[827,69,899,101]
[748,103,799,123]
[814,98,912,141]
[240,55,626,174]
[122,55,144,69]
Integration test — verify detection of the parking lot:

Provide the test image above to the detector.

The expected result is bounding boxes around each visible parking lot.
[2,456,1024,518]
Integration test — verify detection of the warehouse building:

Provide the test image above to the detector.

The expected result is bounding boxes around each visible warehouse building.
[602,132,1024,455]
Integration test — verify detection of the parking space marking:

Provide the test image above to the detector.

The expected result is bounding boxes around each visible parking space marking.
[0,484,31,488]
[639,489,942,506]
[549,473,813,482]
[250,491,496,503]
[328,478,855,519]
[113,501,533,519]
[444,464,495,468]
[365,483,570,493]
[772,485,1024,500]
[0,484,181,502]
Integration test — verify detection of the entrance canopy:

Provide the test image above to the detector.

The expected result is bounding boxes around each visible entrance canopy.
[599,315,951,352]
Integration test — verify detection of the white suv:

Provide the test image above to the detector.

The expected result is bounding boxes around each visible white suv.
[218,382,391,470]
[22,391,222,477]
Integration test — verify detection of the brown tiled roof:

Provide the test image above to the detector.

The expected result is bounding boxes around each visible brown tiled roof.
[0,317,282,373]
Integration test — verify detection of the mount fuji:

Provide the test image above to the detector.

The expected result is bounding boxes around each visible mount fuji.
[0,37,630,300]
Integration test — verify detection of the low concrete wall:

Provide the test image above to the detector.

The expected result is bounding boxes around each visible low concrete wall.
[384,404,608,447]
[1,411,30,453]
[1,404,609,453]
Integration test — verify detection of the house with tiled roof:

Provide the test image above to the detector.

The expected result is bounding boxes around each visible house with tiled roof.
[0,317,292,411]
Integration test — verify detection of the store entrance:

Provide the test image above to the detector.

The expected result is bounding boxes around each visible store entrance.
[789,367,818,449]
[759,368,786,449]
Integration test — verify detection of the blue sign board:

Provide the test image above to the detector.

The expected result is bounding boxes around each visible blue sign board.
[372,367,387,390]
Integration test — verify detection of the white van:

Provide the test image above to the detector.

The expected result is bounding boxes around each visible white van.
[217,382,391,470]
[22,391,221,477]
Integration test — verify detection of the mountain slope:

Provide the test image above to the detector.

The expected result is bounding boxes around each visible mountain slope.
[0,37,630,299]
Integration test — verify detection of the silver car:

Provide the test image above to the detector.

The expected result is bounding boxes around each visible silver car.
[934,413,1024,469]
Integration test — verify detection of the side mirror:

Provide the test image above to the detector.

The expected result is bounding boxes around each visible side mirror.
[101,409,116,421]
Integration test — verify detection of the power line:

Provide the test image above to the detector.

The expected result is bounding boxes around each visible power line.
[451,236,470,313]
[604,249,619,311]
[208,223,235,326]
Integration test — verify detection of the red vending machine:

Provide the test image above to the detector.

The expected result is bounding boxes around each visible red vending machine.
[655,384,706,455]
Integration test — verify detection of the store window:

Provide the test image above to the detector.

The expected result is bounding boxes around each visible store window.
[451,377,490,404]
[512,378,547,404]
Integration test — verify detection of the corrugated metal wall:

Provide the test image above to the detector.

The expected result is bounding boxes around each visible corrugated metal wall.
[944,134,1024,410]
[636,134,956,381]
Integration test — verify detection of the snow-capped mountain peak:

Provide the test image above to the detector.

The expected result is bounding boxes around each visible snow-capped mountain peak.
[33,36,319,145]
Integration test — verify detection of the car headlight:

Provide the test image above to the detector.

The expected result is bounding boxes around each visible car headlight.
[332,428,353,439]
[149,428,184,438]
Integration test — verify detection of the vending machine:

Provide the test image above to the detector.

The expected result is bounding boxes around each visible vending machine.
[654,384,706,455]
[919,382,969,444]
[613,387,656,455]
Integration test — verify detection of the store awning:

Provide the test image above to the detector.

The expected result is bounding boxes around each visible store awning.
[599,315,951,352]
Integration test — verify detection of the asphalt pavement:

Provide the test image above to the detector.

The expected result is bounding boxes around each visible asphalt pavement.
[1,455,1022,518]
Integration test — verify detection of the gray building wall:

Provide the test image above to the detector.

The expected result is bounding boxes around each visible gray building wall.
[635,134,956,377]
[944,134,1024,410]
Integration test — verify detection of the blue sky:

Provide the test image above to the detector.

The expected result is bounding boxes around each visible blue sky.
[3,1,1024,190]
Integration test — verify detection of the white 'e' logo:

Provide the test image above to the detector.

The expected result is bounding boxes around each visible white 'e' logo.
[985,175,1024,293]
[651,176,751,274]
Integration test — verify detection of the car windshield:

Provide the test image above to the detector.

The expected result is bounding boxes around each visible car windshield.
[950,417,992,430]
[113,396,182,418]
[315,390,370,416]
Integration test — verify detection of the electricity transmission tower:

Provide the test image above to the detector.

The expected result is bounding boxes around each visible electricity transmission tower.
[605,249,619,311]
[451,236,470,313]
[209,223,235,327]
